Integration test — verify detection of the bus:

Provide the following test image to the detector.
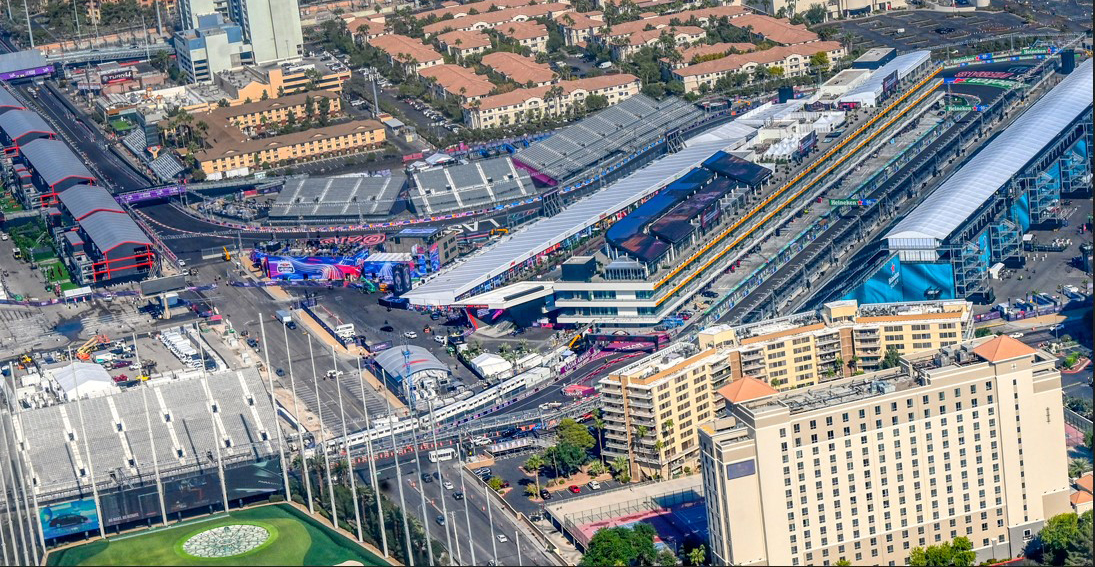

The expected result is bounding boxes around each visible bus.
[428,448,456,463]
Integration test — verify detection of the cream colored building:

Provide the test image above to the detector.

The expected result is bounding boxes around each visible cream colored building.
[764,0,908,19]
[698,299,972,390]
[597,342,724,480]
[699,335,1071,566]
[495,21,551,54]
[673,41,846,94]
[463,74,640,129]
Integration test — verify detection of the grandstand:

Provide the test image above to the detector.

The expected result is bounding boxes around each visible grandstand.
[270,174,406,222]
[5,368,282,540]
[513,95,705,184]
[409,156,534,215]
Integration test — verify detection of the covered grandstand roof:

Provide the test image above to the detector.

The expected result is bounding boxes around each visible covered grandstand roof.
[607,167,716,263]
[78,207,152,253]
[703,151,771,186]
[404,138,735,306]
[58,184,124,220]
[0,109,54,142]
[15,368,277,496]
[409,156,534,215]
[20,138,95,187]
[270,175,405,220]
[0,85,24,113]
[886,58,1093,248]
[374,345,448,381]
[839,50,931,106]
[513,95,704,182]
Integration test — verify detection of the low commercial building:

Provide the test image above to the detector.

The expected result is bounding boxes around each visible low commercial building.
[436,29,492,61]
[68,61,167,94]
[672,42,846,94]
[699,335,1067,565]
[215,58,351,102]
[173,13,254,84]
[494,21,551,54]
[55,185,156,285]
[15,138,96,208]
[194,119,385,179]
[480,52,555,87]
[372,345,451,403]
[463,74,640,129]
[698,299,973,389]
[368,34,445,76]
[0,109,55,149]
[418,64,495,102]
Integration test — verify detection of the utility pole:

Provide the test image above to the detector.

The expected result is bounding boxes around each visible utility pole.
[308,336,338,529]
[356,355,388,557]
[260,319,293,502]
[405,390,434,566]
[486,482,498,564]
[284,323,314,513]
[133,334,168,526]
[458,431,476,566]
[333,346,363,542]
[21,0,33,48]
[382,375,414,567]
[427,400,454,564]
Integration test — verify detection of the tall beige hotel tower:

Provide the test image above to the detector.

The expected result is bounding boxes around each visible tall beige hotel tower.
[699,335,1071,565]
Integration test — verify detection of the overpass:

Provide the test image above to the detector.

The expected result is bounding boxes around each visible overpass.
[44,43,173,65]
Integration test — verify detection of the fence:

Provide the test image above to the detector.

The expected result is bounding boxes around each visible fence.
[1065,407,1093,436]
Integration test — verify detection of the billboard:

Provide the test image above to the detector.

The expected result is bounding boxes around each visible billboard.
[901,262,955,300]
[797,131,817,156]
[882,71,899,95]
[0,65,53,81]
[40,498,100,540]
[843,253,903,304]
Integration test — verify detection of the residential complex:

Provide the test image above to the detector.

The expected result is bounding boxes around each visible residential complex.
[495,21,552,54]
[436,29,493,61]
[764,0,908,19]
[368,34,445,75]
[463,74,640,129]
[481,52,556,87]
[421,3,572,37]
[594,299,973,479]
[699,335,1069,565]
[673,41,846,94]
[697,299,973,389]
[419,64,495,102]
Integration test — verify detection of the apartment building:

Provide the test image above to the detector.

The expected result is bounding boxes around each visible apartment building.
[698,299,972,390]
[368,34,445,76]
[179,0,303,64]
[206,90,342,131]
[418,64,495,102]
[195,120,384,178]
[463,74,639,128]
[699,335,1070,565]
[173,14,253,84]
[421,3,572,38]
[481,52,555,87]
[764,0,907,19]
[214,58,351,102]
[610,26,706,61]
[597,342,724,480]
[673,41,846,93]
[554,11,603,46]
[661,42,756,70]
[495,21,551,54]
[414,0,541,21]
[436,29,493,61]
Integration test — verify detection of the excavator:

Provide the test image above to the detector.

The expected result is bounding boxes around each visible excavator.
[75,334,108,360]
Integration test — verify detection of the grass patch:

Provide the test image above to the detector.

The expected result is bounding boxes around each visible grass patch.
[46,504,388,566]
[40,259,71,284]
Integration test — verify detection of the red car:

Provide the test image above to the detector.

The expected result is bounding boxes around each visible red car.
[568,485,581,494]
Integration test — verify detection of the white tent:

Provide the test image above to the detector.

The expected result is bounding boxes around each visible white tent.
[50,362,117,399]
[470,353,513,378]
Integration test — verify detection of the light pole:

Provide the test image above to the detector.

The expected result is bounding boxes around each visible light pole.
[427,400,454,564]
[458,431,476,566]
[133,334,168,526]
[383,371,414,566]
[356,355,387,557]
[308,336,338,529]
[405,392,434,567]
[284,322,314,513]
[333,346,363,542]
[259,319,293,502]
[486,482,498,564]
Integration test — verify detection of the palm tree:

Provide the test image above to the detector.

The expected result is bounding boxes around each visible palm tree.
[525,453,545,498]
[592,414,606,465]
[1068,458,1091,478]
[688,545,707,566]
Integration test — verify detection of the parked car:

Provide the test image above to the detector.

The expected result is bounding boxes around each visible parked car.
[380,326,395,332]
[587,480,601,490]
[540,489,551,499]
[568,485,581,494]
[275,368,285,377]
[403,331,418,339]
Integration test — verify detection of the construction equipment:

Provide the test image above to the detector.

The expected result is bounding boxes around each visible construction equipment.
[568,333,582,349]
[222,246,231,261]
[490,228,509,237]
[75,334,108,360]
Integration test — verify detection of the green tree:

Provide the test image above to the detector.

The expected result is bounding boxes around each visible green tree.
[809,51,830,69]
[687,544,706,566]
[908,536,975,566]
[579,523,658,567]
[880,346,902,369]
[557,418,595,451]
[487,476,505,492]
[1028,510,1093,566]
[835,560,852,566]
[657,547,679,566]
[1069,458,1092,478]
[525,453,545,497]
[543,441,588,477]
[975,327,994,337]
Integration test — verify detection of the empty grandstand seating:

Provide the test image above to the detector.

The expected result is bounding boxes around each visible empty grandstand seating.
[409,156,534,215]
[269,175,405,221]
[514,95,705,183]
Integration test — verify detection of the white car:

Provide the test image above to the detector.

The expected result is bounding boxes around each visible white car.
[496,534,509,543]
[434,335,446,344]
[443,480,454,490]
[1008,332,1024,339]
[403,331,418,339]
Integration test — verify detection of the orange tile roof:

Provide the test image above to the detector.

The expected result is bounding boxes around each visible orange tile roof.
[418,64,495,98]
[368,34,444,65]
[437,29,492,50]
[496,20,550,41]
[673,42,843,78]
[674,42,756,64]
[717,377,778,404]
[481,52,555,85]
[467,73,638,110]
[1077,473,1094,493]
[623,26,704,47]
[423,3,571,35]
[1070,491,1092,505]
[971,335,1038,363]
[728,13,818,45]
[344,17,386,37]
[601,5,747,38]
[555,11,603,29]
[415,0,535,20]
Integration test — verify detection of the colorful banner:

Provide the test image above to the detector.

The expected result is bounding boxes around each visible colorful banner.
[40,498,100,540]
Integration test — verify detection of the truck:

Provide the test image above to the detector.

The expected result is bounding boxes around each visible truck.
[275,310,293,324]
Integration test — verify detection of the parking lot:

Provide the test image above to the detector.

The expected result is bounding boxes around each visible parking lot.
[471,449,624,519]
[818,9,1055,54]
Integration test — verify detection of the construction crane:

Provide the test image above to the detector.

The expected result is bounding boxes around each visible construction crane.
[222,246,232,261]
[76,334,108,360]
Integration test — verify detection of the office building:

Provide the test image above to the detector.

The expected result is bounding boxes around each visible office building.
[179,0,302,64]
[699,336,1071,565]
[698,299,973,390]
[174,14,253,83]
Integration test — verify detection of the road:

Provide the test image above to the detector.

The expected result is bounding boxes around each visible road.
[368,451,553,566]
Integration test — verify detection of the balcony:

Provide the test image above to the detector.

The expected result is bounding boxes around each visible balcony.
[741,350,764,361]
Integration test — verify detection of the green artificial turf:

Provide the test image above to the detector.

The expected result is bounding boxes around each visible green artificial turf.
[46,504,388,566]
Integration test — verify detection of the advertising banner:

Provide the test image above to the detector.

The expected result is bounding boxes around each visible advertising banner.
[40,498,100,539]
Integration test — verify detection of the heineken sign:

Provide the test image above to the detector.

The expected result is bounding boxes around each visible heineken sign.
[829,199,877,207]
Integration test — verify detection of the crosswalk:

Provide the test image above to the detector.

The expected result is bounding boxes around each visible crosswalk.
[0,308,59,353]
